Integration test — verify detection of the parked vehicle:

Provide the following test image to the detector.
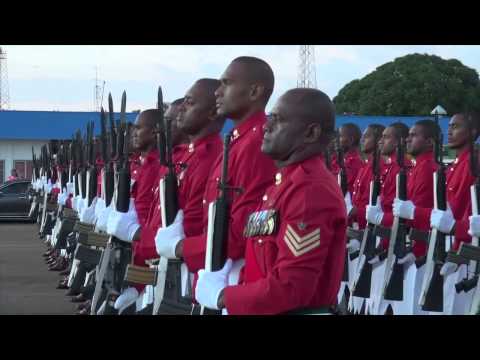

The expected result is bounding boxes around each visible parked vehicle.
[0,180,35,221]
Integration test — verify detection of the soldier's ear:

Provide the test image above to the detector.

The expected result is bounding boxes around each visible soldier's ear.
[249,84,265,103]
[304,123,322,144]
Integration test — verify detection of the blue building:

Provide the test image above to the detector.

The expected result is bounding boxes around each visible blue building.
[0,110,450,183]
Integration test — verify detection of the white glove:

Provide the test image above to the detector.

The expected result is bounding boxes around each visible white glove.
[344,192,353,216]
[393,198,415,220]
[397,252,416,265]
[346,239,361,254]
[44,180,53,194]
[113,287,139,313]
[66,182,74,195]
[430,208,455,234]
[366,200,384,225]
[96,202,113,232]
[468,215,480,237]
[368,255,381,265]
[72,195,78,211]
[106,199,140,242]
[94,198,106,222]
[440,262,458,277]
[80,198,97,225]
[57,191,67,206]
[195,259,233,310]
[80,198,89,215]
[154,210,185,258]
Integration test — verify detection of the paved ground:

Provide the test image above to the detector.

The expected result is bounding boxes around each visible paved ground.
[0,221,76,314]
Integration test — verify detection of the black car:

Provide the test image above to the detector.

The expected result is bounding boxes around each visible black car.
[0,179,35,221]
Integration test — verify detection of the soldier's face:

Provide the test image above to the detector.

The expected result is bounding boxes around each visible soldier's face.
[262,97,306,160]
[339,127,351,151]
[165,105,184,147]
[379,127,397,156]
[406,125,431,156]
[361,127,376,153]
[178,83,215,136]
[215,62,252,120]
[133,115,155,151]
[448,114,471,149]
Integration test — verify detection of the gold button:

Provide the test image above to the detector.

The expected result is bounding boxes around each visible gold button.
[262,195,268,201]
[253,127,256,132]
[202,199,206,204]
[258,239,263,244]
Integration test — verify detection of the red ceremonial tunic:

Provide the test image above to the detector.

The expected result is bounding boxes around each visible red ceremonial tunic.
[414,148,475,251]
[330,149,364,195]
[182,112,277,277]
[380,151,437,257]
[130,149,161,227]
[378,154,412,250]
[136,135,223,263]
[223,155,347,314]
[351,155,379,230]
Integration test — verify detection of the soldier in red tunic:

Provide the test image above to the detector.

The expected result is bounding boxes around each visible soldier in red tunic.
[364,122,411,314]
[349,124,385,231]
[387,120,440,259]
[154,57,278,306]
[331,123,364,195]
[195,88,347,315]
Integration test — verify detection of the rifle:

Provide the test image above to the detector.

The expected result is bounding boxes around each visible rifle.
[351,143,382,299]
[157,86,167,167]
[97,91,133,315]
[382,137,411,301]
[336,133,348,196]
[75,130,86,201]
[199,132,240,315]
[335,133,350,287]
[32,147,38,182]
[324,147,332,171]
[455,142,480,296]
[109,93,117,162]
[100,108,114,207]
[58,141,68,193]
[86,121,98,207]
[419,119,447,312]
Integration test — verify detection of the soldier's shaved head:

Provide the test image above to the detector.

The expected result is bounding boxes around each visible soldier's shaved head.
[133,109,158,153]
[262,88,336,167]
[280,88,336,143]
[178,78,225,140]
[136,109,161,129]
[231,56,275,104]
[216,57,275,122]
[171,98,185,106]
[340,123,362,148]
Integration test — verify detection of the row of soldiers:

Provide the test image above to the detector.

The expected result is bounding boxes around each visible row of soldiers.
[29,55,480,315]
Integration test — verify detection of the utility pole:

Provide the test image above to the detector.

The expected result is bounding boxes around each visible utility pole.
[297,45,317,89]
[0,47,10,110]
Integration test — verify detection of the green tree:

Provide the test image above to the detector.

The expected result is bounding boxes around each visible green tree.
[333,53,480,115]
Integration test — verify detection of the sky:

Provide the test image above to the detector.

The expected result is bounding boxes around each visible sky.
[2,45,480,113]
